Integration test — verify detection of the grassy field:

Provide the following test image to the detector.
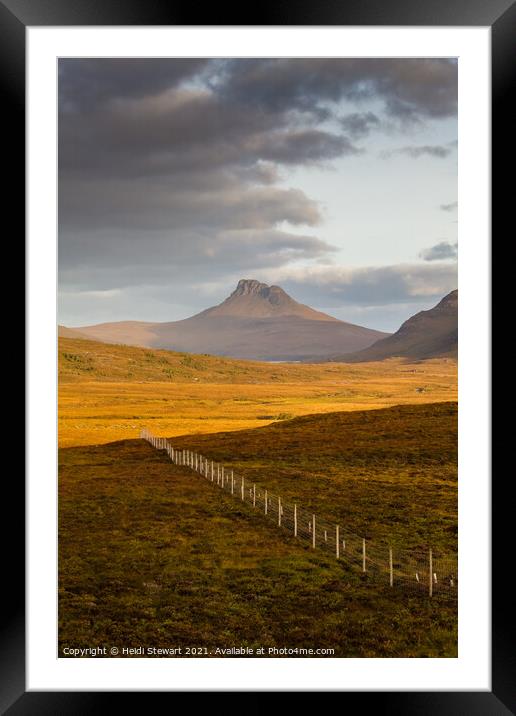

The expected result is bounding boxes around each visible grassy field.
[59,430,457,658]
[169,402,457,555]
[58,338,457,657]
[58,338,457,447]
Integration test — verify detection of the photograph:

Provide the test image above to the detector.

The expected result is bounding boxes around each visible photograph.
[57,56,459,660]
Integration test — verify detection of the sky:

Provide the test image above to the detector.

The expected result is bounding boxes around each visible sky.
[58,58,457,332]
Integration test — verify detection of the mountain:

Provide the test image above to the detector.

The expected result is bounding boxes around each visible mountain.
[335,290,458,363]
[197,279,338,321]
[67,279,388,361]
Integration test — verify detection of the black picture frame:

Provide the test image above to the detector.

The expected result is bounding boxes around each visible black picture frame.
[7,0,510,710]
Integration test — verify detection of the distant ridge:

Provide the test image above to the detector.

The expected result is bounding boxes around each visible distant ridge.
[66,279,388,361]
[335,290,458,363]
[58,325,91,340]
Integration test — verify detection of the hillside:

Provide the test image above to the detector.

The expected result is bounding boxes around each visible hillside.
[336,290,458,363]
[170,401,458,552]
[59,405,457,657]
[64,279,388,360]
[58,325,91,340]
[58,336,375,383]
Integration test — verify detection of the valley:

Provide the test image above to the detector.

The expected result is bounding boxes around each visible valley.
[58,338,457,447]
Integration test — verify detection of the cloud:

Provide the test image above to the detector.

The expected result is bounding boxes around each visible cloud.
[59,84,355,180]
[259,262,457,307]
[382,144,453,159]
[218,58,457,121]
[440,201,458,212]
[59,178,322,233]
[340,112,381,138]
[419,241,458,261]
[59,228,336,293]
[58,59,210,111]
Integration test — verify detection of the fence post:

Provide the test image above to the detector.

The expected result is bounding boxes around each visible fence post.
[211,461,214,481]
[294,504,297,537]
[362,538,366,573]
[312,515,316,548]
[265,490,268,515]
[389,547,393,587]
[336,525,339,559]
[253,484,256,507]
[231,471,234,494]
[429,548,433,597]
[241,476,245,501]
[278,497,281,526]
[221,466,225,487]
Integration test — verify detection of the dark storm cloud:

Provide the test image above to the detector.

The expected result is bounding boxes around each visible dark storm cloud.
[58,58,210,110]
[217,58,457,120]
[59,86,353,180]
[59,178,322,232]
[419,241,458,261]
[440,201,458,212]
[59,228,335,292]
[340,112,381,139]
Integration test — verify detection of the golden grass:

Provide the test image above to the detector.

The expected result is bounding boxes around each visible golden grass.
[58,337,457,447]
[58,339,458,656]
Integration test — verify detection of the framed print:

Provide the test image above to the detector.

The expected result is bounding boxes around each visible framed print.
[6,0,511,709]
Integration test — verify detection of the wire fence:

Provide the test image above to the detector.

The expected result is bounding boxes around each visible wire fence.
[141,428,457,598]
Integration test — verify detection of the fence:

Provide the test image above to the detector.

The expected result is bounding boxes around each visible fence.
[141,428,457,597]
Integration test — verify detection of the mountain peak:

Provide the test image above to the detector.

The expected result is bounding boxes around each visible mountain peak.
[202,279,340,321]
[232,279,288,304]
[338,289,458,362]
